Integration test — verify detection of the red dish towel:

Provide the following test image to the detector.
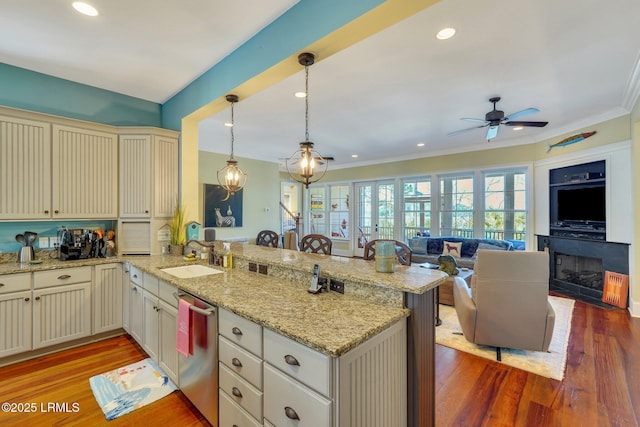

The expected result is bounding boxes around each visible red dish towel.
[176,299,193,357]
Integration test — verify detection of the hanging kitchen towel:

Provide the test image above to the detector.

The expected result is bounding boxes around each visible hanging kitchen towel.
[176,299,193,357]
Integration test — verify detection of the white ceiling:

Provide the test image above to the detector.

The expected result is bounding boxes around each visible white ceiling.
[2,0,640,170]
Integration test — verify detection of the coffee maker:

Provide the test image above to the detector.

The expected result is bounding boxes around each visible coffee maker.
[58,227,92,260]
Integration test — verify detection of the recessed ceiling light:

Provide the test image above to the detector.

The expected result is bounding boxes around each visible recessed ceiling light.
[72,2,99,16]
[417,142,425,147]
[512,126,524,131]
[294,91,307,98]
[224,122,233,127]
[351,154,358,158]
[436,27,456,40]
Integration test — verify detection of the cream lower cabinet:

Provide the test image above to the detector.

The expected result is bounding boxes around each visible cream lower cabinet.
[127,266,144,344]
[138,273,179,385]
[219,307,407,427]
[32,267,92,349]
[0,273,33,358]
[94,263,123,334]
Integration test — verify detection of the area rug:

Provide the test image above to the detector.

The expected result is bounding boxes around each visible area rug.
[436,296,575,381]
[89,358,177,420]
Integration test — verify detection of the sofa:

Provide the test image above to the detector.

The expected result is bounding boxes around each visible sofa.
[408,236,514,269]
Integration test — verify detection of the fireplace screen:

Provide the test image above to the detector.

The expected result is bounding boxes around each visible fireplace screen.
[554,253,604,290]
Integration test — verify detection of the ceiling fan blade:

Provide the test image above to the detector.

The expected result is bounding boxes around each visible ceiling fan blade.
[460,117,488,124]
[503,107,539,121]
[486,126,499,141]
[504,120,548,127]
[448,124,488,136]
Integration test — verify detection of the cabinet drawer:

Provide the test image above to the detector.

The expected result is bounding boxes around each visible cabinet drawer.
[158,279,176,306]
[263,364,331,427]
[219,336,262,389]
[264,328,331,396]
[219,364,263,421]
[34,267,91,289]
[142,272,159,295]
[219,389,262,427]
[0,273,31,294]
[219,308,262,357]
[128,265,142,286]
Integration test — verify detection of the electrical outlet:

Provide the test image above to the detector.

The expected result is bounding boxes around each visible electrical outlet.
[318,277,328,291]
[50,236,59,247]
[259,264,268,275]
[330,279,344,294]
[249,262,257,272]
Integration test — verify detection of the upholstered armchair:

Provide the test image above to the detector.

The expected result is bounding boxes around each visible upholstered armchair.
[453,250,555,361]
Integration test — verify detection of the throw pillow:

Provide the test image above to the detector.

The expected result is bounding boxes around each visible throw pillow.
[477,242,504,251]
[442,241,462,258]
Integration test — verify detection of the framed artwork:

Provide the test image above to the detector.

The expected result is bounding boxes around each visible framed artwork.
[203,184,243,228]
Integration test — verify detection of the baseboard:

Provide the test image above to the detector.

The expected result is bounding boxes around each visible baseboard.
[0,329,125,368]
[629,300,640,318]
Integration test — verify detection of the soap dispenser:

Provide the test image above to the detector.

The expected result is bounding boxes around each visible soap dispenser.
[222,242,233,269]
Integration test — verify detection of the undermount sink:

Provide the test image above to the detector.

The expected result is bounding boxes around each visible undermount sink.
[160,264,224,279]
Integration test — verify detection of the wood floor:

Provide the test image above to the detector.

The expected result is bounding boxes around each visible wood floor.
[0,297,638,426]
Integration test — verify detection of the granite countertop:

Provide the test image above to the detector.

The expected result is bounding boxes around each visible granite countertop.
[124,254,411,357]
[0,245,447,357]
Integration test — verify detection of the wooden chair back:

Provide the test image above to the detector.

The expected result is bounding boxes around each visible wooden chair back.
[300,234,332,255]
[256,230,279,248]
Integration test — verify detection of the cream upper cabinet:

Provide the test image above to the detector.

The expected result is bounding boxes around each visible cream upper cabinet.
[119,130,179,218]
[51,124,118,219]
[0,115,52,219]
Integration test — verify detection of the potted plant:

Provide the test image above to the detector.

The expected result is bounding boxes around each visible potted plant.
[168,199,186,255]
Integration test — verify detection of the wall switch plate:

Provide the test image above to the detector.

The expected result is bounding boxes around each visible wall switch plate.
[50,236,58,246]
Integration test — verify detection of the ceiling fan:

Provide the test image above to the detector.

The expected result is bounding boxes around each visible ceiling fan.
[449,97,548,141]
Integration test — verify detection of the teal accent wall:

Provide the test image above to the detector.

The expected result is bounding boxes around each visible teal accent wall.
[0,221,116,254]
[0,63,161,127]
[162,0,384,130]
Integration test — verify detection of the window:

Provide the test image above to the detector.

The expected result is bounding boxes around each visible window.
[402,177,431,241]
[308,187,326,235]
[308,184,350,240]
[439,175,474,237]
[484,171,526,241]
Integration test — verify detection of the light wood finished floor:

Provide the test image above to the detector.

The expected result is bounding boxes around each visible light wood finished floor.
[0,297,638,426]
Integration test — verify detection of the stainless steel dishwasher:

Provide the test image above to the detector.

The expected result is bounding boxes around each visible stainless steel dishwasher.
[176,291,218,426]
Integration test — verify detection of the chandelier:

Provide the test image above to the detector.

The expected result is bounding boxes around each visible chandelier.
[285,52,329,189]
[217,94,247,195]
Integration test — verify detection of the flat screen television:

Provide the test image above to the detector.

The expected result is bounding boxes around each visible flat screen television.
[556,186,605,223]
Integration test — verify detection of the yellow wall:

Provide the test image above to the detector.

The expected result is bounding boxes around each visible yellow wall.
[198,151,282,242]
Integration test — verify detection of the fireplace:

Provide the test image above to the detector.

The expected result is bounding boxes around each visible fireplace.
[537,235,629,306]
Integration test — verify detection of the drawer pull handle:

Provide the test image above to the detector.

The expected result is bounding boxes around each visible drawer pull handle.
[284,406,300,420]
[0,283,4,287]
[24,297,30,302]
[284,354,300,366]
[231,357,243,367]
[132,286,138,292]
[231,387,243,398]
[133,274,138,279]
[232,327,243,336]
[35,296,40,301]
[58,274,71,280]
[44,210,49,214]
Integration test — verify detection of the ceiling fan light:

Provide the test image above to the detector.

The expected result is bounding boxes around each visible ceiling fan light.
[436,27,456,40]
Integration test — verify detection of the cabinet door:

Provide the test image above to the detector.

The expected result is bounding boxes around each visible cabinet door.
[0,291,32,358]
[119,134,151,217]
[129,283,144,343]
[153,135,178,217]
[0,115,51,219]
[158,299,179,385]
[32,283,91,349]
[122,265,130,332]
[142,290,159,361]
[51,124,118,218]
[94,263,123,334]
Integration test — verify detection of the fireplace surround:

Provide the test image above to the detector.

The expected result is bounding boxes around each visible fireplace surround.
[537,235,629,306]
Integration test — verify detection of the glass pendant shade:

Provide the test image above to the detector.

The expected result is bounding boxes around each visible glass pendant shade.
[217,94,247,195]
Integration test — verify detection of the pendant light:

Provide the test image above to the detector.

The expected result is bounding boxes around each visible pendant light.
[217,94,247,195]
[285,52,328,189]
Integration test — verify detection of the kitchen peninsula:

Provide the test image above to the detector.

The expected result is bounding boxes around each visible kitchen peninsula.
[0,243,446,426]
